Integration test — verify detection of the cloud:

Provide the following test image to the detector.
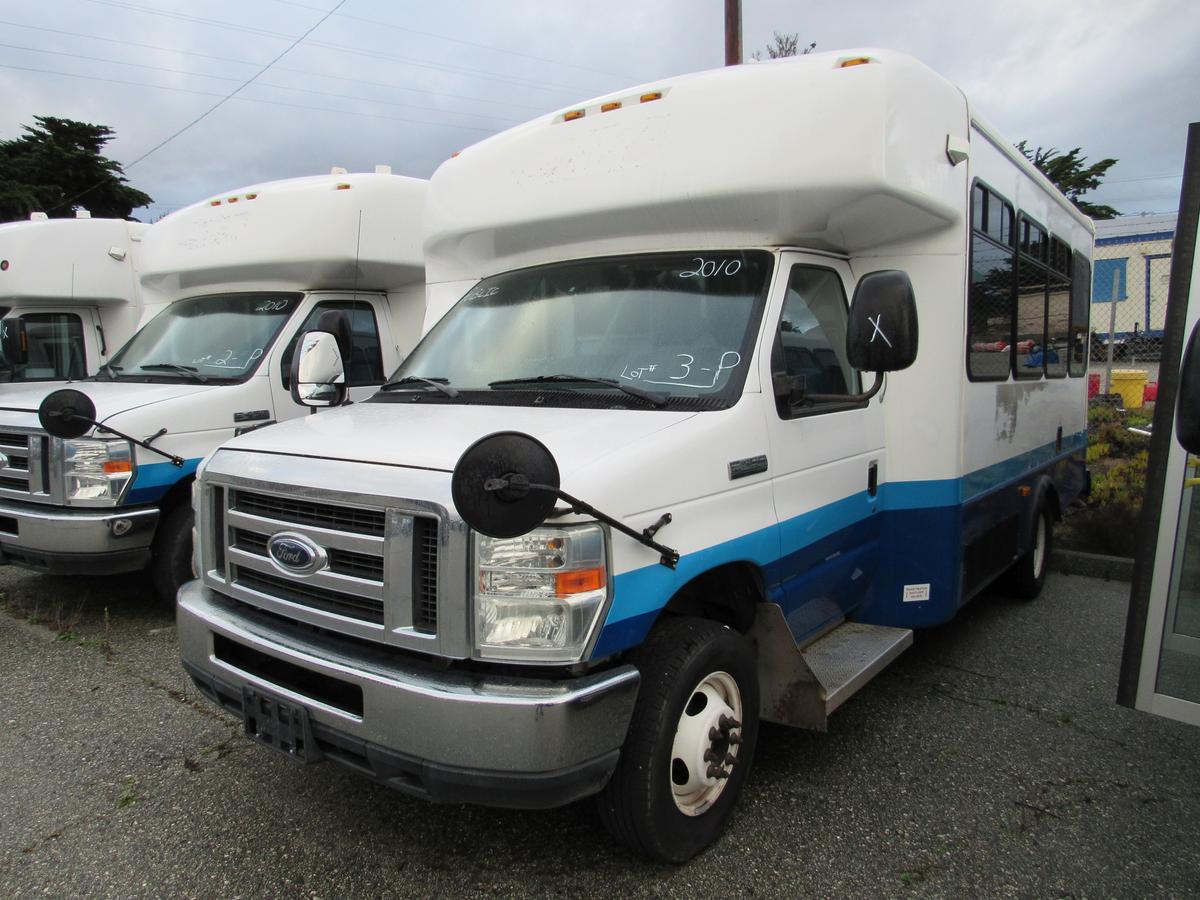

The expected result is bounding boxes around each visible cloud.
[2,0,1196,219]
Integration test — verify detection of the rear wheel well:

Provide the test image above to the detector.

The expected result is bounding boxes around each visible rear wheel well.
[1042,481,1062,522]
[659,563,765,634]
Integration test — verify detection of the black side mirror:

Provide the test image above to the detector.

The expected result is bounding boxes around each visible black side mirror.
[0,316,28,366]
[1177,322,1200,453]
[846,270,919,373]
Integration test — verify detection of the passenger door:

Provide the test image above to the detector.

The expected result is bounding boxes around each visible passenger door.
[762,254,886,642]
[269,295,392,421]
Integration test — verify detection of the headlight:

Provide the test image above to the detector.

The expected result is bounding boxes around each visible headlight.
[62,438,134,505]
[473,524,608,663]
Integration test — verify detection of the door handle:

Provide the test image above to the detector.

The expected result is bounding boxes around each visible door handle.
[868,461,878,498]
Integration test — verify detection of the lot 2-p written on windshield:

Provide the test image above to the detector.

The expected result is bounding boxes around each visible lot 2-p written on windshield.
[178,50,1092,863]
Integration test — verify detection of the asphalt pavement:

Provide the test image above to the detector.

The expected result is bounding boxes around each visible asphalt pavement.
[1,567,1198,898]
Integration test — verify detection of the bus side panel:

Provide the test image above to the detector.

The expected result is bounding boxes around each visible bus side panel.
[854,442,1087,628]
[861,503,964,628]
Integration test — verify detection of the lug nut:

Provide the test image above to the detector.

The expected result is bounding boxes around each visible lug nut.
[727,732,743,745]
[706,765,731,779]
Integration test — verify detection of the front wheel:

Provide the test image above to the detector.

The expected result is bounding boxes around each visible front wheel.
[596,616,759,863]
[150,503,195,604]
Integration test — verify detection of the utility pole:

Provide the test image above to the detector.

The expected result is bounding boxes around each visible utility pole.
[725,0,742,66]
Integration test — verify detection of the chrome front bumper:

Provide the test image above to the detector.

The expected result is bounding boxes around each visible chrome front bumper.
[0,499,158,574]
[177,580,641,808]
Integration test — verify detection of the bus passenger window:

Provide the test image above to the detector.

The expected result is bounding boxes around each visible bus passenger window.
[967,185,1016,381]
[1015,216,1049,380]
[1068,251,1092,376]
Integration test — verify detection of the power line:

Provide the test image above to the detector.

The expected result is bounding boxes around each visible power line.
[76,0,599,96]
[0,62,503,134]
[117,0,348,173]
[261,0,633,81]
[0,20,549,112]
[0,41,519,126]
[1105,173,1183,185]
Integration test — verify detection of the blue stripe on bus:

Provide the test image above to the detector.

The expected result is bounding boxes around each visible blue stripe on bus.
[591,433,1086,658]
[123,457,201,505]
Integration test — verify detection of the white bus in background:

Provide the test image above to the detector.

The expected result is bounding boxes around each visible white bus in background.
[0,169,429,601]
[177,51,1093,861]
[0,213,149,382]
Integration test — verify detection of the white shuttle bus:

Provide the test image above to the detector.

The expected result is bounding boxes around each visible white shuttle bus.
[0,171,428,601]
[0,214,149,382]
[178,52,1093,861]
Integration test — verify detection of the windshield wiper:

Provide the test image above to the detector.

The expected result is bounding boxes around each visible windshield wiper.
[97,363,123,380]
[379,375,459,398]
[488,374,668,408]
[139,363,208,383]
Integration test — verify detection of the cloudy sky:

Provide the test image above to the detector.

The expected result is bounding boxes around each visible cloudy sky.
[2,0,1197,222]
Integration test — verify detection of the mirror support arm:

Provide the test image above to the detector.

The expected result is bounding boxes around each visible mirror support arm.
[484,475,680,568]
[552,487,680,569]
[802,371,884,405]
[50,413,184,466]
[93,421,184,466]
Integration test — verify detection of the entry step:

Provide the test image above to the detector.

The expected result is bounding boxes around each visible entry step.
[801,622,913,714]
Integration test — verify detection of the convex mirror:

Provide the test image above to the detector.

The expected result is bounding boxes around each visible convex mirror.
[451,432,561,538]
[290,330,346,407]
[39,388,97,439]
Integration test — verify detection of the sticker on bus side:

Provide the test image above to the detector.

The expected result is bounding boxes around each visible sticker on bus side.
[903,583,931,602]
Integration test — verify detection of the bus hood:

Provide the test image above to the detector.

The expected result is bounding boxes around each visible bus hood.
[0,380,220,427]
[218,401,698,477]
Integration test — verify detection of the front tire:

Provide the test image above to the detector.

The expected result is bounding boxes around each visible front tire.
[596,616,759,863]
[150,503,194,604]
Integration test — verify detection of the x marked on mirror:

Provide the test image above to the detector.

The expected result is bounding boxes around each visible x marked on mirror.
[868,313,892,347]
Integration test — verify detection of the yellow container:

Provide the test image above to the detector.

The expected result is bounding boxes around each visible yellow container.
[1110,369,1148,409]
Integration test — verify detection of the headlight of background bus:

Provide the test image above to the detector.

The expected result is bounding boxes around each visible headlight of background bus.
[473,524,608,663]
[62,438,133,505]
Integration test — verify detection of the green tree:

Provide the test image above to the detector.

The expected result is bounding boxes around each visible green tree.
[1016,141,1119,219]
[0,116,152,222]
[751,32,816,61]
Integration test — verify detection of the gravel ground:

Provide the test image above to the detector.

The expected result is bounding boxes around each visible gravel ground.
[1,567,1198,899]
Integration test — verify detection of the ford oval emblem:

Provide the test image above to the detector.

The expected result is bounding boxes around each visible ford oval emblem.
[267,532,327,576]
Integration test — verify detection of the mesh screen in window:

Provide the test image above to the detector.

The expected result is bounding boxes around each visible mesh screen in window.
[968,235,1015,380]
[1015,254,1048,379]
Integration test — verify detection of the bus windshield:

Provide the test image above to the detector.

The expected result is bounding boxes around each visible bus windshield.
[107,292,301,382]
[389,251,772,408]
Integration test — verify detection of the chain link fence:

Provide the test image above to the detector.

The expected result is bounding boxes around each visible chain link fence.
[1090,216,1176,398]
